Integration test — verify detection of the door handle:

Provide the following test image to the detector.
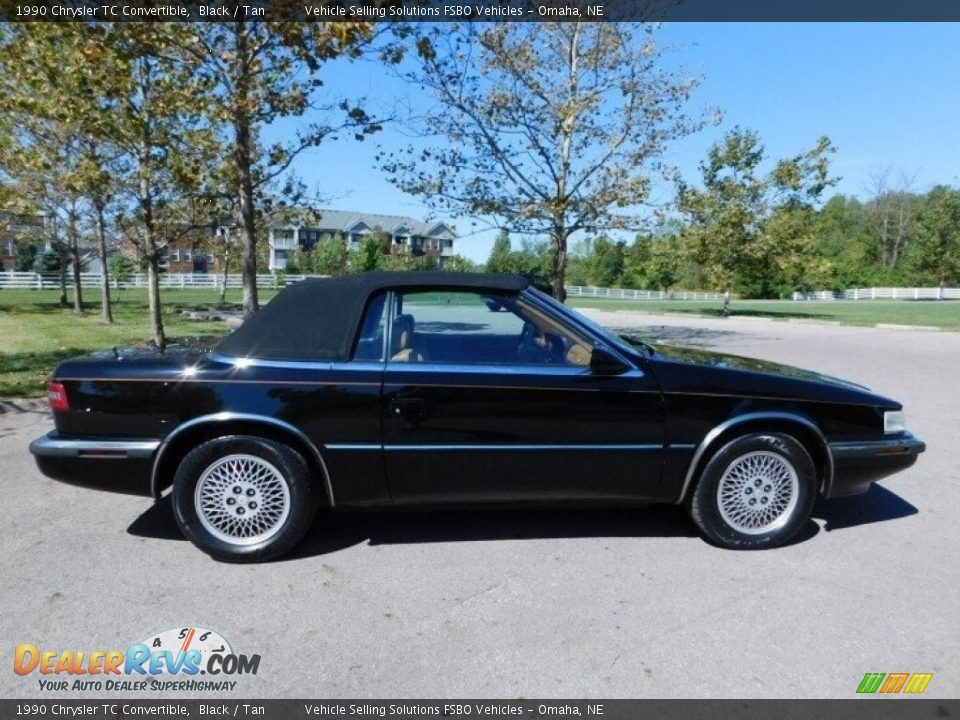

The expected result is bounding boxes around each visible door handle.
[389,397,427,423]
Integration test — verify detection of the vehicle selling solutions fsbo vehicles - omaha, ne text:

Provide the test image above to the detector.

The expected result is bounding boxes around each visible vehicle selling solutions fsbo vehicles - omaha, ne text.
[30,272,926,561]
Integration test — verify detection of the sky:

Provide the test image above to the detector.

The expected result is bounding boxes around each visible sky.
[265,23,960,263]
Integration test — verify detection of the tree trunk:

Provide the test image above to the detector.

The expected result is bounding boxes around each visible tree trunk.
[95,205,113,324]
[146,256,164,349]
[233,22,259,320]
[67,219,84,316]
[552,229,567,302]
[220,240,229,305]
[139,135,165,349]
[58,261,67,308]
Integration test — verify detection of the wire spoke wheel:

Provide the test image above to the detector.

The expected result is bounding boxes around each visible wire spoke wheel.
[194,454,291,546]
[716,450,799,535]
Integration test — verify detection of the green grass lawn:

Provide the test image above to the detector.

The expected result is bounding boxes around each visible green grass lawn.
[0,288,278,399]
[569,297,960,330]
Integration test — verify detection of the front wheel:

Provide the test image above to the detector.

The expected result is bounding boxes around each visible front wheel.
[172,436,318,562]
[688,432,816,549]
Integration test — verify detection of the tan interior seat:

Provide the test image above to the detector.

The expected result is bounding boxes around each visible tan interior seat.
[390,314,428,362]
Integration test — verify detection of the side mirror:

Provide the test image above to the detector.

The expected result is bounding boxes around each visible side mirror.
[590,344,629,375]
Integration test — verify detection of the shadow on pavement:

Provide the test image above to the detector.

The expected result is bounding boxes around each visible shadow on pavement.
[127,484,917,559]
[286,505,699,560]
[128,500,699,557]
[127,495,186,541]
[813,483,918,532]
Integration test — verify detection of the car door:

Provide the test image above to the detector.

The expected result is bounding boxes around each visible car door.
[381,289,665,503]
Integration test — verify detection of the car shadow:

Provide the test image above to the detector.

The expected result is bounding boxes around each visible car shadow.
[127,484,917,558]
[286,505,700,560]
[127,499,698,555]
[127,496,186,541]
[812,483,918,532]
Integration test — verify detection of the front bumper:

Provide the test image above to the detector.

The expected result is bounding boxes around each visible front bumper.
[826,431,926,498]
[29,433,159,497]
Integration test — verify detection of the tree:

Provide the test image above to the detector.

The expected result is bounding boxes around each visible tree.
[109,254,134,290]
[486,230,513,273]
[351,234,387,273]
[175,22,392,319]
[0,24,215,340]
[103,25,218,347]
[864,168,921,270]
[312,234,348,275]
[588,235,626,287]
[679,128,837,298]
[382,22,709,300]
[0,26,124,320]
[442,255,477,273]
[16,242,38,272]
[910,186,960,287]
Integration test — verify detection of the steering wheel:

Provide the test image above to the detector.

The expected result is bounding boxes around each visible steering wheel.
[517,322,547,363]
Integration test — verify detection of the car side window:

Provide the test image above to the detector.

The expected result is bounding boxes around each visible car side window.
[387,290,591,366]
[352,292,388,361]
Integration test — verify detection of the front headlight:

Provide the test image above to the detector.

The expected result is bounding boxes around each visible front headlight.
[884,410,906,434]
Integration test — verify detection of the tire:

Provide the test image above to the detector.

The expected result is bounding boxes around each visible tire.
[172,435,319,562]
[688,432,816,550]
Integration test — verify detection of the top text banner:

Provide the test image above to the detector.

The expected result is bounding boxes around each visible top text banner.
[2,0,959,21]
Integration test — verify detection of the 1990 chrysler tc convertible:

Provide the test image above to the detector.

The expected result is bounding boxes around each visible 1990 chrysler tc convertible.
[30,272,925,561]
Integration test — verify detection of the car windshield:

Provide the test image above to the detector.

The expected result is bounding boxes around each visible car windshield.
[525,287,651,358]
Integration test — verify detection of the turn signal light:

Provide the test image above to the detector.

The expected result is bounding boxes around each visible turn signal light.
[47,382,69,412]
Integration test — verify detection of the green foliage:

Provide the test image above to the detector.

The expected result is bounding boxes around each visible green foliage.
[350,235,387,273]
[679,128,838,298]
[109,255,134,286]
[441,255,478,272]
[312,234,349,275]
[486,230,513,273]
[15,243,38,272]
[908,186,960,286]
[32,249,65,274]
[588,235,625,287]
[484,231,551,280]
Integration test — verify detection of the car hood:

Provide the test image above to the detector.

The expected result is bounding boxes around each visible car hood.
[636,340,870,391]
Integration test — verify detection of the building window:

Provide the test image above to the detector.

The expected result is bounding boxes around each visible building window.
[275,229,295,241]
[184,247,193,261]
[169,247,180,262]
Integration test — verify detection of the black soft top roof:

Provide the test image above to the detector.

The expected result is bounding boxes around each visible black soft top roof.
[215,271,531,361]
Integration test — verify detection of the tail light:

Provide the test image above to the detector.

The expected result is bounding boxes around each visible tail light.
[47,382,69,412]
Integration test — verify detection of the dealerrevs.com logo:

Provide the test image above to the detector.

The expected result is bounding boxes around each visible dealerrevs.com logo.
[14,626,260,692]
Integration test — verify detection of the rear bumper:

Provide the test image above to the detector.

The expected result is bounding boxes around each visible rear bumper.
[29,433,159,497]
[826,432,926,498]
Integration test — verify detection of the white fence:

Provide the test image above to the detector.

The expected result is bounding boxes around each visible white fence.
[566,286,726,301]
[792,287,960,301]
[1,271,957,302]
[0,271,311,291]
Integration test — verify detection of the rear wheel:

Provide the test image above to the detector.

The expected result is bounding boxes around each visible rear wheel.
[172,435,318,562]
[688,432,816,549]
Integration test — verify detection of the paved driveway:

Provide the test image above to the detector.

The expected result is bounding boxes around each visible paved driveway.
[1,313,956,699]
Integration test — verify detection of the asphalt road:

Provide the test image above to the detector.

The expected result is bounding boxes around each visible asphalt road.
[1,312,956,700]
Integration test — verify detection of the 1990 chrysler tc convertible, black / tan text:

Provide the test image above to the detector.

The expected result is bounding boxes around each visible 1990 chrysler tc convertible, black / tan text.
[30,272,925,561]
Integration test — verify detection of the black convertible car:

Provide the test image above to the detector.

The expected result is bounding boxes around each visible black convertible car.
[30,272,925,561]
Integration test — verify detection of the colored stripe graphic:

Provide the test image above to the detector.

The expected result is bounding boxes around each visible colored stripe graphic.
[856,672,933,694]
[857,673,886,693]
[879,673,909,693]
[903,673,933,694]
